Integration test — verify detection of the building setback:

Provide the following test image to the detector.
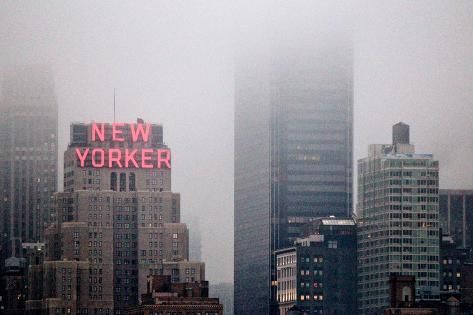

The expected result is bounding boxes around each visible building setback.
[357,123,440,315]
[25,121,206,315]
[234,43,353,314]
[276,217,357,315]
[0,66,58,260]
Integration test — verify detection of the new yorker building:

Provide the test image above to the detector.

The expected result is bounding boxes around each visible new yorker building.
[234,43,353,314]
[26,120,206,315]
[357,123,440,315]
[0,66,58,260]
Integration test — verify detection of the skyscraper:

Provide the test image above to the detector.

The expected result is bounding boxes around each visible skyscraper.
[0,66,58,260]
[234,44,353,314]
[357,123,440,315]
[26,120,207,315]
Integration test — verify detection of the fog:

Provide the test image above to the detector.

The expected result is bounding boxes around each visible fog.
[1,0,472,284]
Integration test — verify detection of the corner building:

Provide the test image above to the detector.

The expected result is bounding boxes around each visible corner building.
[357,123,440,315]
[234,43,353,314]
[276,218,357,315]
[26,121,203,315]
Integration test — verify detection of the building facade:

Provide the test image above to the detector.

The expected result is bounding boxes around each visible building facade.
[276,217,357,315]
[234,44,353,314]
[439,235,469,296]
[439,189,473,249]
[0,66,58,260]
[357,123,440,315]
[25,121,206,315]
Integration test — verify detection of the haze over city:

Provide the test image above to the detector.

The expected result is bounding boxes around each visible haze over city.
[1,0,472,289]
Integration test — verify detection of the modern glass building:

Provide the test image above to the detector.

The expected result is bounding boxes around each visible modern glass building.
[357,123,440,315]
[234,44,353,314]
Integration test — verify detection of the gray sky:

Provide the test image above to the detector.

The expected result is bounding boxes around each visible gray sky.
[1,0,472,284]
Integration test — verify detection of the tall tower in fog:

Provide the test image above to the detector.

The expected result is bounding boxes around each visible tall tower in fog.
[0,66,58,260]
[234,43,353,314]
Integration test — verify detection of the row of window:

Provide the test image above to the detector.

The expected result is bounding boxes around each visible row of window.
[300,269,324,276]
[300,294,324,301]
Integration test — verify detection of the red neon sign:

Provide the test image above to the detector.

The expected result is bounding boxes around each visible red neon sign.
[75,122,171,169]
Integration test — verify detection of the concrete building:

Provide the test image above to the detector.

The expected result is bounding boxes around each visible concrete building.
[358,123,440,315]
[234,43,353,314]
[439,190,473,248]
[0,66,58,260]
[276,217,357,315]
[25,120,206,315]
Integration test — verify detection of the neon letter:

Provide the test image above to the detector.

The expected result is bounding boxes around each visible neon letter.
[141,149,154,168]
[125,149,139,168]
[91,123,105,142]
[76,148,89,167]
[130,123,151,142]
[157,149,171,169]
[112,123,125,142]
[91,148,105,168]
[109,149,123,168]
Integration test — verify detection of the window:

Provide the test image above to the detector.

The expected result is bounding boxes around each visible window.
[110,173,117,191]
[328,240,338,249]
[119,173,126,192]
[129,173,136,191]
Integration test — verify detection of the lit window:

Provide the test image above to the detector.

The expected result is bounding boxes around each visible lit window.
[328,240,338,249]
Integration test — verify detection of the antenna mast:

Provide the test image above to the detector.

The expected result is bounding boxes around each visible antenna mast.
[113,88,116,122]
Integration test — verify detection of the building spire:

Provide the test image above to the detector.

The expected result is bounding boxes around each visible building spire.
[113,88,116,123]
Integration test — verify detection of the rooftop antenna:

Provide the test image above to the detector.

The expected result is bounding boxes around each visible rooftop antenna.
[113,88,116,122]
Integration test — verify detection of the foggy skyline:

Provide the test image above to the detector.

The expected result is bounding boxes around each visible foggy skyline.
[1,0,472,284]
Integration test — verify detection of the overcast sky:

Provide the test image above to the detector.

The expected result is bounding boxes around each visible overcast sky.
[1,0,472,284]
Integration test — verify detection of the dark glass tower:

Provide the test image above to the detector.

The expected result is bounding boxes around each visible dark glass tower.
[0,66,58,260]
[234,44,353,314]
